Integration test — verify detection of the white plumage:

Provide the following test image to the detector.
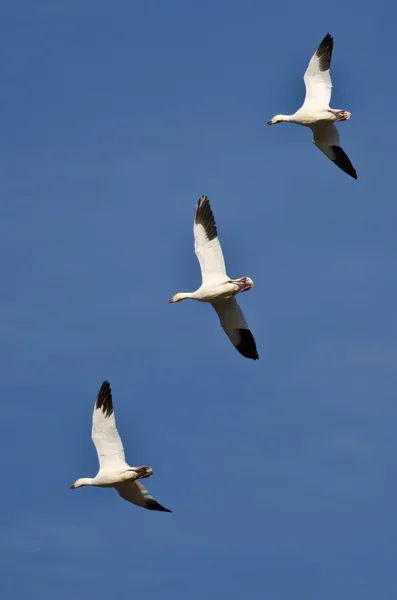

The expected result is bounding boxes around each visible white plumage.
[267,33,357,179]
[70,381,171,512]
[169,196,258,360]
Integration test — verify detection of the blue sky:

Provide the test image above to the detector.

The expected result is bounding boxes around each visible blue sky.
[1,1,396,598]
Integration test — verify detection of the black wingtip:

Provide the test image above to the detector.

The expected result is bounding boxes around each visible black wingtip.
[331,145,357,179]
[316,33,333,72]
[196,195,209,213]
[145,500,172,512]
[95,380,113,417]
[322,33,333,43]
[236,329,259,360]
[195,195,218,241]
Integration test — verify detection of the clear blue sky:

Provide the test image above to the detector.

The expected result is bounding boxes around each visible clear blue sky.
[1,1,396,598]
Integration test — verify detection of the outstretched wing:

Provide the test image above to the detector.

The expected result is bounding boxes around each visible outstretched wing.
[115,481,172,512]
[303,33,333,109]
[91,381,128,470]
[311,123,357,179]
[211,298,259,360]
[194,196,227,285]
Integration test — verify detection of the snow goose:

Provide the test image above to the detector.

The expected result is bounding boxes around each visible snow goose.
[267,33,357,179]
[169,196,258,360]
[70,381,171,512]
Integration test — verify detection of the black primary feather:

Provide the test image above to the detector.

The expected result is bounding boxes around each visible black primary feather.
[315,33,333,72]
[195,196,218,242]
[95,381,114,418]
[236,329,259,360]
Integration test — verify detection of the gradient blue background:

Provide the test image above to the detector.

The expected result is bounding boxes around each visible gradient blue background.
[1,1,396,598]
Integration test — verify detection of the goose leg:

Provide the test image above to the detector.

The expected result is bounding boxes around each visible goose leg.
[327,109,351,122]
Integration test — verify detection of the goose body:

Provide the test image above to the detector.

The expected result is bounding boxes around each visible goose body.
[70,381,171,512]
[267,33,357,179]
[169,196,258,360]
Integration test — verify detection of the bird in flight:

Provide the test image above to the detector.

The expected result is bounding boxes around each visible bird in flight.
[169,195,258,360]
[70,381,171,512]
[267,33,357,179]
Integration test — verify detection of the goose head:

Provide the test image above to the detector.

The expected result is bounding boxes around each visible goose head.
[168,293,185,303]
[70,478,87,489]
[267,115,284,125]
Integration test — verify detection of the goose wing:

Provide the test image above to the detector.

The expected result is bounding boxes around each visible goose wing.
[91,381,128,470]
[303,33,333,109]
[311,122,357,179]
[211,298,258,360]
[194,196,227,285]
[115,481,171,512]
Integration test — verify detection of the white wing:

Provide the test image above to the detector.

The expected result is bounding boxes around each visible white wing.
[310,123,357,179]
[91,381,128,470]
[303,33,333,109]
[194,196,227,285]
[211,298,258,360]
[115,481,171,512]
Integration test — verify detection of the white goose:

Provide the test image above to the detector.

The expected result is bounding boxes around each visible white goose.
[70,381,171,512]
[169,196,258,360]
[267,33,357,179]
